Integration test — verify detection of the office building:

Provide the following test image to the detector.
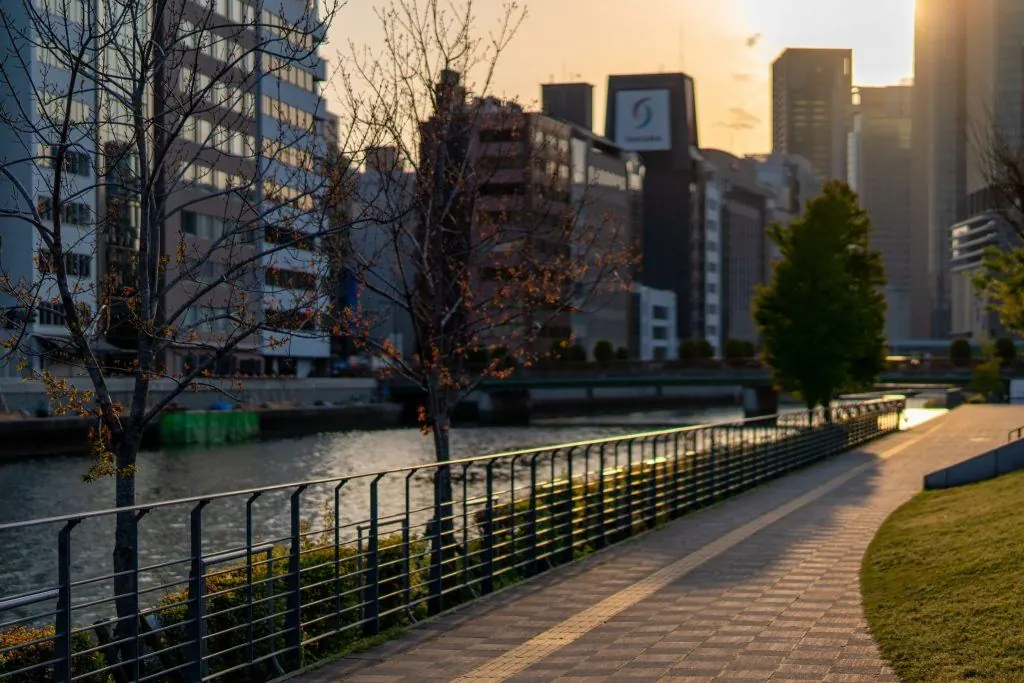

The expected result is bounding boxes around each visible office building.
[748,152,822,272]
[605,73,703,340]
[0,0,101,376]
[850,85,913,341]
[701,150,773,347]
[345,147,417,364]
[772,48,853,181]
[0,0,337,377]
[543,82,644,356]
[950,212,1015,340]
[911,0,1024,338]
[419,73,578,355]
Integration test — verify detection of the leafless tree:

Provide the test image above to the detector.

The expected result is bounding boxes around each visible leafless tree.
[0,0,359,661]
[331,0,638,541]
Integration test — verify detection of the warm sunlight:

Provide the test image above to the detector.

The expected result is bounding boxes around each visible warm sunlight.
[327,0,915,155]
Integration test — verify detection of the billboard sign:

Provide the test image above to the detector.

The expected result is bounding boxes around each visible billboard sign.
[614,89,671,151]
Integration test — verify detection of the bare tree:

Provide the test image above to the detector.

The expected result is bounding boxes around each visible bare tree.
[0,0,358,661]
[331,0,638,539]
[971,118,1024,332]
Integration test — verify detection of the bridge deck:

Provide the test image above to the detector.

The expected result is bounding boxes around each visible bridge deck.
[293,406,1024,683]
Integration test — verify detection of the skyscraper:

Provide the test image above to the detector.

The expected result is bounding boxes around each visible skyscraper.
[605,73,702,340]
[850,85,913,341]
[772,48,853,181]
[910,0,1024,339]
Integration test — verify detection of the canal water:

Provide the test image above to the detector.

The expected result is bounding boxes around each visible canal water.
[0,405,753,615]
[0,399,935,624]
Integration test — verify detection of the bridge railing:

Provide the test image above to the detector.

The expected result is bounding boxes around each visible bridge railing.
[0,398,905,682]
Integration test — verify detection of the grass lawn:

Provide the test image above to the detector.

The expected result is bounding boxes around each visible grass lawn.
[862,469,1024,682]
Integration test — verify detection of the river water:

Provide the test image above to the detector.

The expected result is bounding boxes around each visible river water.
[0,404,755,620]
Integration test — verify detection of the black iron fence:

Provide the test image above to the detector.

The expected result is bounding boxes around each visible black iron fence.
[0,398,904,682]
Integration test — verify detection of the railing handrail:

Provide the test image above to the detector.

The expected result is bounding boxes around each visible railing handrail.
[0,398,901,533]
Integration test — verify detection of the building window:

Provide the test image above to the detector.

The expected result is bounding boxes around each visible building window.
[36,197,91,225]
[652,305,668,320]
[39,145,90,176]
[265,266,317,290]
[653,347,667,360]
[39,250,91,277]
[652,326,668,341]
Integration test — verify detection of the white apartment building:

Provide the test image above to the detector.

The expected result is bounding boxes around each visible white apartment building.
[0,0,100,377]
[702,178,723,357]
[633,285,678,361]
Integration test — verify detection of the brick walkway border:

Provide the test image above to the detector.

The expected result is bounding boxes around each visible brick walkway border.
[292,406,1024,682]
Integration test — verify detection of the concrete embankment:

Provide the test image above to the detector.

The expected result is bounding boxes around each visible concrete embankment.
[0,403,402,461]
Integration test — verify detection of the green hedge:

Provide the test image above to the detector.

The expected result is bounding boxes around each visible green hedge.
[0,626,105,682]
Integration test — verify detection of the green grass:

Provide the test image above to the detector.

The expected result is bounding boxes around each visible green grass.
[862,469,1024,682]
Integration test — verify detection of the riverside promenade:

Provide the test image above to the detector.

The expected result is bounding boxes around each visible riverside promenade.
[294,405,1024,682]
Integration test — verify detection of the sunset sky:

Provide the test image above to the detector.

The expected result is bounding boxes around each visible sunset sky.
[326,0,915,156]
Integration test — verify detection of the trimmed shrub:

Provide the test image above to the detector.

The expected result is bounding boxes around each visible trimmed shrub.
[723,338,755,362]
[614,346,629,361]
[593,340,614,365]
[567,343,587,363]
[949,338,972,367]
[695,339,714,359]
[678,339,700,359]
[994,337,1016,365]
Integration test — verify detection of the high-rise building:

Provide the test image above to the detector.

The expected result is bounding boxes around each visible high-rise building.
[772,48,853,181]
[701,150,772,347]
[605,73,702,340]
[911,0,1024,339]
[0,0,337,377]
[850,85,913,341]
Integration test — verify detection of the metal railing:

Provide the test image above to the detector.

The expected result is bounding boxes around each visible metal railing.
[1008,424,1024,442]
[0,398,904,682]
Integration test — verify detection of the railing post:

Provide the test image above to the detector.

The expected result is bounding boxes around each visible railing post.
[483,461,496,594]
[528,454,541,575]
[597,444,607,549]
[625,440,635,536]
[246,492,262,668]
[54,520,79,683]
[364,475,383,637]
[562,450,574,564]
[428,470,444,614]
[671,433,681,517]
[285,485,307,670]
[187,501,210,683]
[333,483,345,636]
[403,472,415,619]
[646,439,658,529]
[709,428,717,500]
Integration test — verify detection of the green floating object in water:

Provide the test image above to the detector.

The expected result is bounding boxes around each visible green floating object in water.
[159,410,260,447]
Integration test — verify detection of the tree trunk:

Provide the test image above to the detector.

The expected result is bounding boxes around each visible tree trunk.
[112,431,141,675]
[427,384,457,613]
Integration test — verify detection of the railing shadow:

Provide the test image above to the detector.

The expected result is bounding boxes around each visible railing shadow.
[0,399,904,682]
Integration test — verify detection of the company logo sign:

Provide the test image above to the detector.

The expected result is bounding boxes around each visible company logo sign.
[632,97,654,129]
[615,89,671,152]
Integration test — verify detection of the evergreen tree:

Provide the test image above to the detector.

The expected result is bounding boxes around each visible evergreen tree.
[754,181,887,411]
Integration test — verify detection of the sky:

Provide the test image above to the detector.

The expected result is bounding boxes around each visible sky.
[325,0,915,156]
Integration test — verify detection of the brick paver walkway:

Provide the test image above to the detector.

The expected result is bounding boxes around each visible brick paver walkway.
[294,405,1024,682]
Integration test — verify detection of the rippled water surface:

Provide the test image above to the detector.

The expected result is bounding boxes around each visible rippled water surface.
[0,405,749,610]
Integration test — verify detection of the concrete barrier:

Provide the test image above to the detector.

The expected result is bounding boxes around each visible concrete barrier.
[923,438,1024,490]
[0,377,379,414]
